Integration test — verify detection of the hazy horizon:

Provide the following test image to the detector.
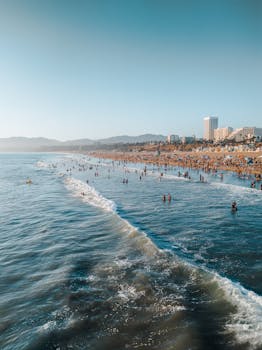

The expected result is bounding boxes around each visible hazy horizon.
[0,0,261,140]
[0,132,168,142]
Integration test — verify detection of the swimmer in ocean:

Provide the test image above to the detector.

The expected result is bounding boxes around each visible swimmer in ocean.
[231,201,237,211]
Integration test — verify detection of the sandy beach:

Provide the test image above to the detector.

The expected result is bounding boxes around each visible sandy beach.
[89,147,262,179]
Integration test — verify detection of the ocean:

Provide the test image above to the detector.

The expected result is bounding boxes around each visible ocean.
[0,152,261,350]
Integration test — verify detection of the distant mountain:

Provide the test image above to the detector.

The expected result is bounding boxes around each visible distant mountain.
[0,137,61,151]
[0,134,166,151]
[97,134,166,144]
[62,138,94,146]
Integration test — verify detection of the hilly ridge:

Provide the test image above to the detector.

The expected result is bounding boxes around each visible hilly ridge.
[0,134,166,151]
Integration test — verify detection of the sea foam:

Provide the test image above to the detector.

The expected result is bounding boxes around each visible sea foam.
[36,160,50,168]
[64,168,262,348]
[215,274,262,348]
[64,177,116,213]
[64,177,160,257]
[170,256,262,348]
[187,264,262,349]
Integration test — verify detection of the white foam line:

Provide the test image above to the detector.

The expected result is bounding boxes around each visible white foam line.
[64,177,161,257]
[117,284,145,301]
[212,273,262,348]
[54,156,261,195]
[64,177,116,212]
[60,161,262,349]
[212,181,262,195]
[183,255,262,348]
[168,254,262,348]
[163,173,191,182]
[38,320,57,333]
[36,160,50,168]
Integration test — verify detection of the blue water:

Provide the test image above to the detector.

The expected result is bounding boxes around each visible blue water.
[0,153,261,350]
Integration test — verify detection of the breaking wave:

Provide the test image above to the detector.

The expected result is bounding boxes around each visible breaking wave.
[212,272,262,348]
[62,169,262,349]
[64,177,117,213]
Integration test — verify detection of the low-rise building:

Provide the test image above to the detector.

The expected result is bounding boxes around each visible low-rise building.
[181,136,196,144]
[167,134,180,143]
[214,127,233,141]
[228,127,262,142]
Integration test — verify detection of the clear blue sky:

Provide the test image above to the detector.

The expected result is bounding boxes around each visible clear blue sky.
[0,0,261,140]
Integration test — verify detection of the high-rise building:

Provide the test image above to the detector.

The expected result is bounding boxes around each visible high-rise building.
[203,116,218,141]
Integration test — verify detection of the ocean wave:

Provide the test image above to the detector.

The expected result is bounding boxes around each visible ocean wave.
[36,160,50,168]
[163,254,262,348]
[163,173,191,182]
[213,274,262,348]
[63,175,262,348]
[64,177,117,212]
[64,177,160,258]
[212,181,262,193]
[117,284,145,301]
[38,320,57,333]
[184,261,262,349]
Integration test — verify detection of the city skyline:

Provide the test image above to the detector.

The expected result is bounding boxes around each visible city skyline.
[0,0,261,140]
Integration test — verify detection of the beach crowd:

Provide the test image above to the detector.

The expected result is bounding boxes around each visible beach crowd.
[89,149,262,181]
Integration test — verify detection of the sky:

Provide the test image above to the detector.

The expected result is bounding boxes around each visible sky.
[0,0,261,140]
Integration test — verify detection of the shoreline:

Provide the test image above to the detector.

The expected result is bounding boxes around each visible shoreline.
[87,149,262,179]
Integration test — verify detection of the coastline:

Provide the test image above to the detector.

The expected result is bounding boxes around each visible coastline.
[1,153,262,350]
[87,149,262,178]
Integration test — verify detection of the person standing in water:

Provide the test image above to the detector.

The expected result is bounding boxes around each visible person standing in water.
[231,201,237,211]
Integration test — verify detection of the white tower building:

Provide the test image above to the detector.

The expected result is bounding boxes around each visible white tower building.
[203,116,218,141]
